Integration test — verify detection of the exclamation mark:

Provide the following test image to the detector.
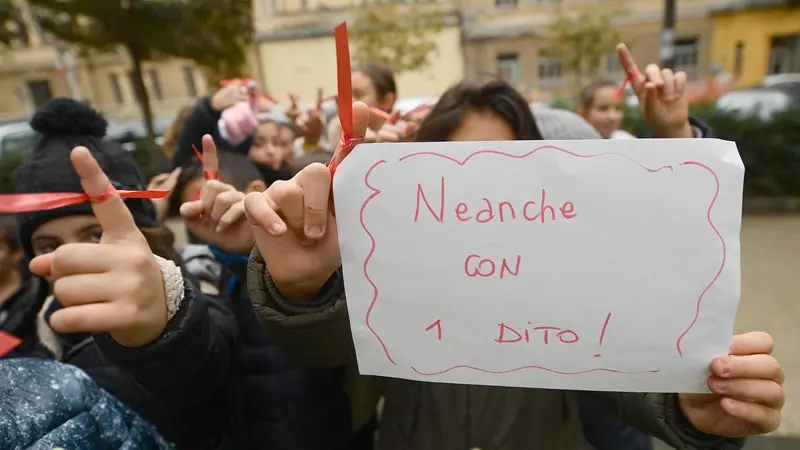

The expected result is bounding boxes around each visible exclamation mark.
[594,313,612,358]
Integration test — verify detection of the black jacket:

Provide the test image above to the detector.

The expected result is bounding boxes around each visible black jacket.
[184,245,374,450]
[36,269,238,450]
[167,96,253,171]
[0,275,48,356]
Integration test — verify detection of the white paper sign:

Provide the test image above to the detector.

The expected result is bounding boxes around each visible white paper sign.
[333,139,744,393]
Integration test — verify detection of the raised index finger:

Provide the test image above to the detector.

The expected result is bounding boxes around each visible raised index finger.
[202,134,219,180]
[70,147,138,240]
[616,43,640,77]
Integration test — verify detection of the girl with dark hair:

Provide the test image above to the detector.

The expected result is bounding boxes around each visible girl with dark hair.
[326,64,416,146]
[241,45,785,449]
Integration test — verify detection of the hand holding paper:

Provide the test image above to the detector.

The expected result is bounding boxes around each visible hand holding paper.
[29,147,168,348]
[244,102,370,300]
[679,332,785,437]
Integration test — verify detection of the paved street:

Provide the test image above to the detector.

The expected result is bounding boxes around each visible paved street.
[169,214,800,439]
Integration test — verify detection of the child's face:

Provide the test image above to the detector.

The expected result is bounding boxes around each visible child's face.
[249,122,291,170]
[30,215,102,257]
[580,86,623,139]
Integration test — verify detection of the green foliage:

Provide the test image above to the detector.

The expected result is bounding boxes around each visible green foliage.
[541,7,626,91]
[26,0,251,159]
[350,3,444,76]
[0,148,26,193]
[0,0,26,47]
[29,0,251,78]
[621,106,800,197]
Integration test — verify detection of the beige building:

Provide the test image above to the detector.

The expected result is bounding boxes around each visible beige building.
[252,0,466,102]
[0,31,207,122]
[462,0,733,101]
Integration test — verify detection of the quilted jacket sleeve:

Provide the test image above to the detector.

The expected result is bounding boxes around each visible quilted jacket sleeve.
[0,359,173,450]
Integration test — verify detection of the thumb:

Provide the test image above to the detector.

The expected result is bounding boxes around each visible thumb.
[352,102,370,140]
[29,253,54,278]
[164,167,182,190]
[71,147,139,241]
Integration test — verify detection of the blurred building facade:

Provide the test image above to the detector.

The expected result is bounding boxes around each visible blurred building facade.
[710,0,800,87]
[0,2,207,122]
[252,0,466,101]
[462,0,734,101]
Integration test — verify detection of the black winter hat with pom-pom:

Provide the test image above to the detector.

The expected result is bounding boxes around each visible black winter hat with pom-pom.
[13,97,157,259]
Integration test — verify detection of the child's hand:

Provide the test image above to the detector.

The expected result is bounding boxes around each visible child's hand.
[679,332,785,437]
[180,136,254,254]
[211,80,250,112]
[296,88,325,147]
[617,43,693,138]
[244,102,371,301]
[147,167,182,221]
[221,102,259,142]
[29,147,168,348]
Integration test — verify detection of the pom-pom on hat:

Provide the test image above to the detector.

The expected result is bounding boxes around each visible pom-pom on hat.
[12,98,157,259]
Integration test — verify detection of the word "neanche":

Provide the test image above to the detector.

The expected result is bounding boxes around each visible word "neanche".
[413,177,578,224]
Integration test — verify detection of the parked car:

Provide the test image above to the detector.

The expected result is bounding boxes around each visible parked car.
[0,116,172,157]
[0,122,37,158]
[714,84,800,120]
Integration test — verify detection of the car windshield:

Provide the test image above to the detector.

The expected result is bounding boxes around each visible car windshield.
[715,91,790,118]
[1,130,37,155]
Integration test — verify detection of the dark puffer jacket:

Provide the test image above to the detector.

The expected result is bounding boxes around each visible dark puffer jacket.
[183,244,374,450]
[0,358,173,449]
[35,264,238,450]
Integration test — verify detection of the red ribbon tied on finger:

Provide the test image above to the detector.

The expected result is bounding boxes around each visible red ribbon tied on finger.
[0,189,170,214]
[192,144,219,181]
[220,78,278,105]
[328,22,363,178]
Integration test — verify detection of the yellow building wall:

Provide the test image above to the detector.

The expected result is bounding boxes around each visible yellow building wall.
[258,25,465,102]
[711,7,800,87]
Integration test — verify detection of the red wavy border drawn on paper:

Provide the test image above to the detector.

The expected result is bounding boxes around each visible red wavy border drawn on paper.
[358,145,726,377]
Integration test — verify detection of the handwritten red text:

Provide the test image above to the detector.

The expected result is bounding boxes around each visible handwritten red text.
[495,322,580,345]
[414,177,577,225]
[464,254,522,278]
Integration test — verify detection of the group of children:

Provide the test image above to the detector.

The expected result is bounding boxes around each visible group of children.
[0,41,786,450]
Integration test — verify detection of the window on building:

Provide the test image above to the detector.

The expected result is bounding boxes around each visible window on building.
[734,42,745,76]
[605,53,623,75]
[148,69,163,101]
[26,80,52,107]
[497,53,520,86]
[183,66,197,97]
[674,38,699,79]
[495,0,517,9]
[109,73,124,104]
[768,34,800,75]
[538,56,562,88]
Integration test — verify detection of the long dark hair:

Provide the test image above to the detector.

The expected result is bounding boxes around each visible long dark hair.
[415,79,543,142]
